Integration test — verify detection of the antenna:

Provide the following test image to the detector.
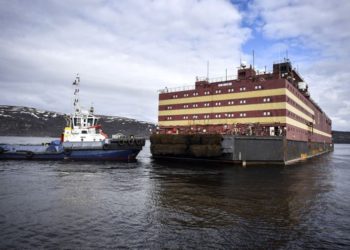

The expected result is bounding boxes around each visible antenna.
[286,49,289,60]
[64,115,71,127]
[90,102,94,114]
[239,53,242,68]
[207,61,209,80]
[72,73,80,114]
[252,50,255,70]
[279,49,282,62]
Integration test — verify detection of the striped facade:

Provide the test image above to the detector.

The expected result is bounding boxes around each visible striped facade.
[158,61,332,144]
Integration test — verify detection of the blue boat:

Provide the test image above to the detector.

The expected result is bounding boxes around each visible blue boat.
[0,138,145,161]
[0,75,145,162]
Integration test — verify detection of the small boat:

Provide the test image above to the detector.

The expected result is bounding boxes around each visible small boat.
[0,75,145,161]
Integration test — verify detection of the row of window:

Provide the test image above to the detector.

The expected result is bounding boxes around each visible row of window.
[286,96,310,115]
[218,82,232,87]
[165,111,274,120]
[287,126,310,135]
[165,97,274,110]
[288,110,330,134]
[286,84,329,127]
[287,84,306,104]
[286,93,331,128]
[287,110,329,134]
[171,85,264,98]
[285,97,330,130]
[287,110,308,124]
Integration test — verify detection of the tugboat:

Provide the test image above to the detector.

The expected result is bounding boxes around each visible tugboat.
[0,75,145,161]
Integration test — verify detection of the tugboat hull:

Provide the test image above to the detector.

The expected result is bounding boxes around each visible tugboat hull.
[0,139,145,162]
[64,148,141,161]
[0,151,65,160]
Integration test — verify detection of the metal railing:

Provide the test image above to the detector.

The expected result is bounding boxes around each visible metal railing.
[158,85,195,93]
[158,70,278,94]
[158,74,238,94]
[196,74,237,83]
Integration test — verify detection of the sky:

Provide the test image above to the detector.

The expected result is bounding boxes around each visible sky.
[0,0,350,131]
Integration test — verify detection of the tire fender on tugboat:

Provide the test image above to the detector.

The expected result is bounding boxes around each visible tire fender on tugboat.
[64,148,72,156]
[26,151,34,159]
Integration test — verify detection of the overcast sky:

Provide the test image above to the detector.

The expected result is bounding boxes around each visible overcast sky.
[1,0,349,131]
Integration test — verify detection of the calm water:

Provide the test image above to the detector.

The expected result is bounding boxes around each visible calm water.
[0,137,349,249]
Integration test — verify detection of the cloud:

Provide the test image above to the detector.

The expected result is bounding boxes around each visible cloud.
[1,0,349,131]
[246,0,350,130]
[0,0,250,122]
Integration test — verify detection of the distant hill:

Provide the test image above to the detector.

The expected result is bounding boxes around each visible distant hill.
[0,105,155,138]
[332,131,350,144]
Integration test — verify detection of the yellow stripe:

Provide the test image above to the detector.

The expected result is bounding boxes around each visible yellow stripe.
[313,129,332,138]
[286,103,314,123]
[159,116,286,126]
[286,89,314,115]
[159,88,286,105]
[159,102,286,116]
[286,117,331,138]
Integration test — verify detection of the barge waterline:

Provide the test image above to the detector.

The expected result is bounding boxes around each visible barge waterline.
[150,134,333,166]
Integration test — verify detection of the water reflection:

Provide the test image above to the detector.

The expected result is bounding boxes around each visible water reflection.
[147,150,338,248]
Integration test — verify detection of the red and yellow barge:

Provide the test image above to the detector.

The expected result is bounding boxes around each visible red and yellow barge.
[151,60,333,165]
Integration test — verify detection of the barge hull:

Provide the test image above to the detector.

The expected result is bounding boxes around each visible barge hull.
[150,134,333,165]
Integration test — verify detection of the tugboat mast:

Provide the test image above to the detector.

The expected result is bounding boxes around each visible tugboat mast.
[72,74,80,114]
